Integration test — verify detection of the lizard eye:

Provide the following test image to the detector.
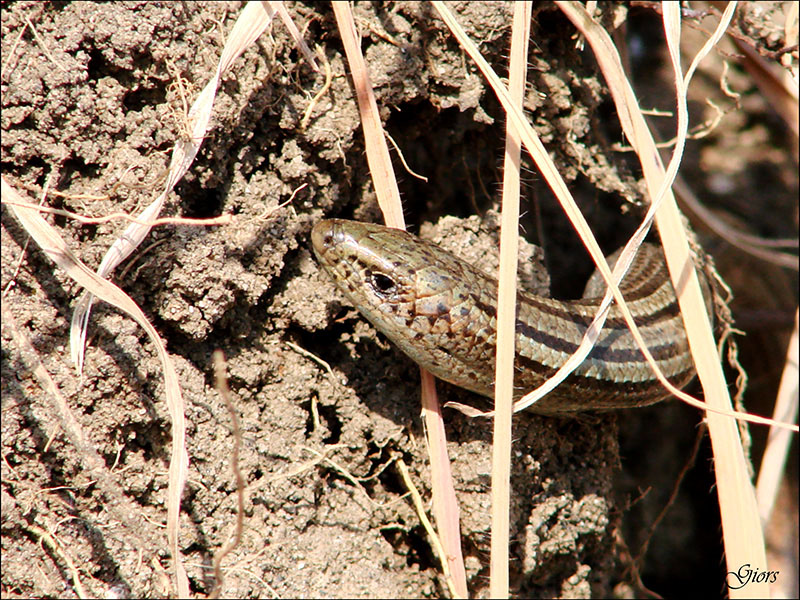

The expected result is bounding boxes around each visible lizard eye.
[369,272,396,296]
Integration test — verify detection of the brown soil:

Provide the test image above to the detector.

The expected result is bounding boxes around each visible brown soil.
[2,2,797,598]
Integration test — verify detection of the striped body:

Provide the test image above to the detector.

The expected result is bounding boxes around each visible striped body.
[312,219,706,414]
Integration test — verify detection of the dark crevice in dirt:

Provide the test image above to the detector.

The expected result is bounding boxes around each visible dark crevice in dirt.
[61,156,102,187]
[86,47,128,82]
[180,184,225,220]
[386,103,505,221]
[121,83,168,113]
[300,397,342,445]
[381,525,440,573]
[627,430,728,596]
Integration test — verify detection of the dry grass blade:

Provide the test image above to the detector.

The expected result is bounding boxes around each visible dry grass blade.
[396,458,460,598]
[268,1,319,72]
[555,3,770,596]
[418,370,467,598]
[331,2,405,229]
[490,3,530,597]
[70,0,308,373]
[332,3,465,595]
[3,177,190,597]
[755,309,799,525]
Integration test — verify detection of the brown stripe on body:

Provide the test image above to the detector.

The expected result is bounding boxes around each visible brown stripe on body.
[517,290,682,329]
[514,319,686,364]
[513,354,694,413]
